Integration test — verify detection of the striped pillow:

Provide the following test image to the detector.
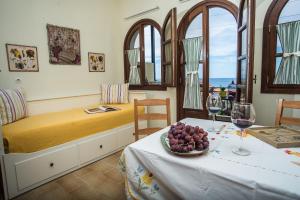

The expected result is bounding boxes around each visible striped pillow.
[0,88,28,125]
[101,83,129,104]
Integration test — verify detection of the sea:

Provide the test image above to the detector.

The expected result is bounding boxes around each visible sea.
[209,78,236,88]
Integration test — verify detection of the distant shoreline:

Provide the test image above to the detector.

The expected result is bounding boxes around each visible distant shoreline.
[200,78,236,88]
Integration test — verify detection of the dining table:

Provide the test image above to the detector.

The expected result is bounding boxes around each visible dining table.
[119,118,300,200]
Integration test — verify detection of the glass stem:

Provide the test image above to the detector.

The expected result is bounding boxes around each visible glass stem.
[239,128,244,150]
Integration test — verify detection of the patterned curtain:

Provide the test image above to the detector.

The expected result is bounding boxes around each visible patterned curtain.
[183,37,203,109]
[127,49,141,85]
[274,21,300,84]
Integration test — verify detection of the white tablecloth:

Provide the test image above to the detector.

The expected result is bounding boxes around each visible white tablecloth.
[120,118,300,200]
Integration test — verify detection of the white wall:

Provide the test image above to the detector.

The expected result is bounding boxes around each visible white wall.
[0,0,122,101]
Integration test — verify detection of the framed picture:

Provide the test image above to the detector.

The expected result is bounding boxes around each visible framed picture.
[6,44,39,72]
[47,24,81,65]
[88,52,105,72]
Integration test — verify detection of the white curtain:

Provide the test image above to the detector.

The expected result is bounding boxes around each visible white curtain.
[183,37,203,110]
[127,49,141,85]
[274,21,300,84]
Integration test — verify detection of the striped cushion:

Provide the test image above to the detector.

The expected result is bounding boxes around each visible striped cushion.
[101,83,129,104]
[0,88,28,125]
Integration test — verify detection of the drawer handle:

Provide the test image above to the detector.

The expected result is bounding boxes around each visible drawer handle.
[99,145,103,149]
[50,162,54,167]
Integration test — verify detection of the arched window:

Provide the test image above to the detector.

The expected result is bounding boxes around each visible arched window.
[124,19,165,90]
[177,0,238,120]
[261,0,300,93]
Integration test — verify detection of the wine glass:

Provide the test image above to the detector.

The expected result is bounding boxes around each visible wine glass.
[206,93,222,132]
[231,102,256,156]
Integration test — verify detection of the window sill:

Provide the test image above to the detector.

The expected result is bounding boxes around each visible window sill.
[261,85,300,94]
[129,85,167,91]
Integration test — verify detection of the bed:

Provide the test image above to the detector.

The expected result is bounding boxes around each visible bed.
[3,103,143,153]
[0,92,147,199]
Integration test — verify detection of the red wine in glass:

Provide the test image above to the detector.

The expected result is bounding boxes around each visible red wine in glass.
[232,119,253,129]
[231,102,256,156]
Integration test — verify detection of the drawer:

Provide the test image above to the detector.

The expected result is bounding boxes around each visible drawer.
[15,145,78,190]
[79,133,117,164]
[117,127,134,148]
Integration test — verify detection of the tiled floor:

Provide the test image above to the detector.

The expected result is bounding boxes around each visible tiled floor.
[14,151,126,200]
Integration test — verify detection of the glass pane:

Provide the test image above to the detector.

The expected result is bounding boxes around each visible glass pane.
[130,31,139,49]
[278,0,300,24]
[209,8,237,93]
[165,18,172,41]
[241,59,247,86]
[276,57,282,73]
[242,0,248,26]
[241,29,247,56]
[276,36,283,53]
[198,63,203,84]
[185,14,203,39]
[240,59,247,102]
[144,25,161,85]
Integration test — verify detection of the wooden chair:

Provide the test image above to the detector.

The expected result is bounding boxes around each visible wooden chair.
[275,99,300,126]
[134,98,171,141]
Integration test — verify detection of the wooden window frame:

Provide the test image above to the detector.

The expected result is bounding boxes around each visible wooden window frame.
[176,0,238,120]
[123,19,166,91]
[236,0,255,103]
[162,8,177,87]
[261,0,300,94]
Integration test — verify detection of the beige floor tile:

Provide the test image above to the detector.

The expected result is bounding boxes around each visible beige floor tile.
[101,155,120,167]
[103,168,124,183]
[56,173,85,193]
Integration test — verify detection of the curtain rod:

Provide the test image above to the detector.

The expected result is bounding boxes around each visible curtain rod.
[124,6,159,20]
[179,0,192,3]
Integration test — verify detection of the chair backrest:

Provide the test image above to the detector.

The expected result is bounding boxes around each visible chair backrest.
[275,99,300,126]
[134,98,171,141]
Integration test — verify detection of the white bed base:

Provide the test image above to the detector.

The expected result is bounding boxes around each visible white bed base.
[0,91,147,200]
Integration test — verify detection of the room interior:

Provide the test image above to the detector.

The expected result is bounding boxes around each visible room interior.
[0,0,299,199]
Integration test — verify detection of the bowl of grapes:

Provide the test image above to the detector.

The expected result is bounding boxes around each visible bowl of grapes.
[161,122,209,156]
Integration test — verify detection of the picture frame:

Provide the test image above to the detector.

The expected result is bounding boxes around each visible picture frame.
[88,52,105,72]
[47,24,81,65]
[6,44,39,72]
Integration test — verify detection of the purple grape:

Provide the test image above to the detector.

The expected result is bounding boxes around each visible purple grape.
[203,141,209,148]
[185,135,192,142]
[182,146,188,153]
[170,138,178,145]
[193,135,200,142]
[185,125,191,132]
[203,136,208,142]
[178,139,184,145]
[168,134,174,139]
[196,143,204,151]
[203,132,208,137]
[187,145,193,151]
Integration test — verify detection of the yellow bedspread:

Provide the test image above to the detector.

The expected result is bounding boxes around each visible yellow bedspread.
[2,104,143,153]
